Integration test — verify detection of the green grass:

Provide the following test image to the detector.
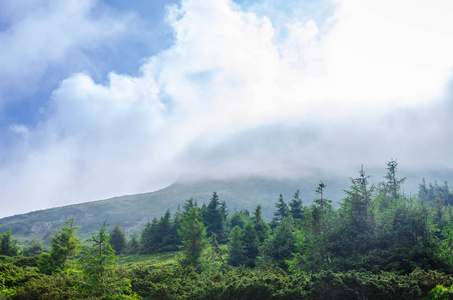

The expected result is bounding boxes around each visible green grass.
[116,251,179,269]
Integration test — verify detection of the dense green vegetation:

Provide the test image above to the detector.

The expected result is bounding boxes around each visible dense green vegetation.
[2,160,453,299]
[0,177,328,242]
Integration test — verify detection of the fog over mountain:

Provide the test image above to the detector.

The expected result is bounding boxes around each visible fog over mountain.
[1,0,453,218]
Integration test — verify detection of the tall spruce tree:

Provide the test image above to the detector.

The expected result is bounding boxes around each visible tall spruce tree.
[127,232,140,254]
[271,194,289,229]
[39,218,79,273]
[140,218,159,254]
[252,205,270,244]
[289,190,304,220]
[381,159,406,206]
[110,224,126,255]
[260,216,296,270]
[240,222,260,268]
[78,221,129,298]
[204,192,225,242]
[228,226,245,267]
[178,200,207,269]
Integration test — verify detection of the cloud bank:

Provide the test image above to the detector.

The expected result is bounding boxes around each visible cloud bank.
[1,0,453,217]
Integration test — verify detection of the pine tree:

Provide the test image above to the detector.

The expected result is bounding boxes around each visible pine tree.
[204,192,225,241]
[240,222,260,268]
[274,194,289,221]
[168,209,182,247]
[178,201,207,270]
[139,218,159,254]
[252,205,270,244]
[342,166,375,237]
[260,216,296,270]
[271,194,289,228]
[230,210,249,229]
[228,226,246,267]
[127,232,140,254]
[110,224,126,255]
[158,209,173,251]
[418,178,429,203]
[39,218,79,273]
[289,190,304,220]
[292,182,333,270]
[0,230,19,256]
[381,159,406,205]
[78,221,129,298]
[335,166,376,260]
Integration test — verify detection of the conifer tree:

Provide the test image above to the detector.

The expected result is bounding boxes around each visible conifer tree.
[158,209,173,250]
[274,194,289,221]
[139,218,159,254]
[271,194,289,229]
[252,205,270,244]
[204,192,225,241]
[260,216,296,270]
[127,232,140,254]
[178,200,207,269]
[342,166,375,237]
[228,226,246,267]
[289,190,304,220]
[110,224,126,255]
[240,222,260,268]
[230,210,249,229]
[380,159,406,206]
[78,221,129,298]
[0,230,19,256]
[39,218,79,273]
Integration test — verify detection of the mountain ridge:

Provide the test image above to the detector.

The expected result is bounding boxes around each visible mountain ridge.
[0,176,347,242]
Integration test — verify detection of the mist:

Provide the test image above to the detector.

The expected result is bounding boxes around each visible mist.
[1,0,453,218]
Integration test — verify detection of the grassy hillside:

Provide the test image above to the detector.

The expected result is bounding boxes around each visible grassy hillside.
[0,176,347,242]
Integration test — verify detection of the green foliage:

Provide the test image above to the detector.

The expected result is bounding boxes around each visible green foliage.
[252,205,270,244]
[0,231,19,257]
[290,181,335,272]
[229,210,249,229]
[260,216,296,270]
[289,190,304,220]
[2,159,453,299]
[38,218,79,274]
[127,264,453,300]
[127,232,140,254]
[21,239,43,257]
[14,271,84,300]
[204,192,228,243]
[240,222,260,268]
[205,232,227,272]
[140,209,181,254]
[271,194,289,229]
[227,226,245,267]
[427,285,453,299]
[110,224,127,255]
[178,200,208,270]
[77,221,133,298]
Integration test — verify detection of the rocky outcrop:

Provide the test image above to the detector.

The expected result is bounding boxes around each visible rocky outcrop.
[29,221,53,236]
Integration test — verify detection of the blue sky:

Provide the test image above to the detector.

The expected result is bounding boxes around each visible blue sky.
[1,0,453,218]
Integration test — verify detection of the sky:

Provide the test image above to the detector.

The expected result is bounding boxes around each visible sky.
[1,0,453,218]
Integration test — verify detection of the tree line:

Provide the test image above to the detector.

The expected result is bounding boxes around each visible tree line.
[3,159,453,298]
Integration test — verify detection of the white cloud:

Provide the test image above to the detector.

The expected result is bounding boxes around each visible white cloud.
[0,0,133,102]
[1,0,453,217]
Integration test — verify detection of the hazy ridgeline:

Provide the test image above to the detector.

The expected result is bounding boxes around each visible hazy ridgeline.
[2,160,453,298]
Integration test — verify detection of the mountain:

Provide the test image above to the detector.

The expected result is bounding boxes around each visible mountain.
[2,169,451,244]
[0,176,347,243]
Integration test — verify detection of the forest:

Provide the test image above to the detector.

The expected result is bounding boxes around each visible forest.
[2,160,453,299]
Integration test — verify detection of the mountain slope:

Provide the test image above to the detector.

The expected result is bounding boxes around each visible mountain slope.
[0,176,347,242]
